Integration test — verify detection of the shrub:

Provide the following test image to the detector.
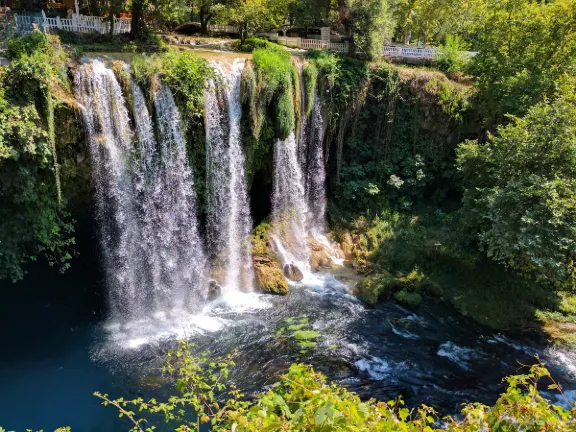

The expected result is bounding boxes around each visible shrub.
[95,342,576,431]
[247,47,295,140]
[232,36,282,53]
[436,34,471,76]
[458,89,576,289]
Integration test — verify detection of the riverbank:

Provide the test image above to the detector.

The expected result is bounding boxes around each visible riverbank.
[330,207,576,349]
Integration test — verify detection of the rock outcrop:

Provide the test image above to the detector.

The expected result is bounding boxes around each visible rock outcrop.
[208,280,222,300]
[283,263,304,281]
[308,238,335,271]
[253,255,289,295]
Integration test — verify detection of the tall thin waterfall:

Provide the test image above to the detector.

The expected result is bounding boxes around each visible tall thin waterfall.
[272,132,311,266]
[205,59,254,292]
[75,59,206,322]
[272,72,329,268]
[301,94,326,235]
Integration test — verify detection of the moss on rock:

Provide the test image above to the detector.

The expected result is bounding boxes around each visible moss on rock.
[393,289,423,307]
[355,273,395,305]
[253,255,288,295]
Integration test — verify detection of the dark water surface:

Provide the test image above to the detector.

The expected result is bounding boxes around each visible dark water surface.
[2,246,576,431]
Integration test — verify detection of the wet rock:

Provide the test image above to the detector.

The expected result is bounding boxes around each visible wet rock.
[208,280,222,300]
[283,263,304,282]
[253,255,288,295]
[308,238,334,271]
[339,232,356,263]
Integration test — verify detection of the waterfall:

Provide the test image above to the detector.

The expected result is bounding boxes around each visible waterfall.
[75,59,206,322]
[272,132,311,267]
[205,59,254,293]
[301,94,327,235]
[272,75,329,268]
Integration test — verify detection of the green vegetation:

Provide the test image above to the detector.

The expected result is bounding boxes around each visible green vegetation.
[275,317,322,352]
[232,36,279,53]
[245,46,295,140]
[458,85,576,291]
[302,63,318,117]
[465,0,576,124]
[0,33,75,282]
[90,342,576,431]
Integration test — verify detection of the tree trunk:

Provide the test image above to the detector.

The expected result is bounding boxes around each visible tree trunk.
[200,10,213,35]
[130,0,144,40]
[109,11,114,36]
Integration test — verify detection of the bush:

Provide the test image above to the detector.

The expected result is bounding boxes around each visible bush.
[247,47,295,140]
[94,342,576,431]
[7,32,51,59]
[457,88,576,289]
[232,36,282,53]
[393,289,423,306]
[436,34,471,76]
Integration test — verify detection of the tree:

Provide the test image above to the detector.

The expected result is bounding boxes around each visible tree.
[288,0,332,28]
[392,0,463,44]
[340,0,395,60]
[0,34,74,282]
[215,0,289,42]
[190,0,228,34]
[457,81,576,289]
[467,0,576,124]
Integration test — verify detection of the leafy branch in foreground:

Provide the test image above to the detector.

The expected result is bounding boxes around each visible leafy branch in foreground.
[95,340,247,431]
[96,341,576,431]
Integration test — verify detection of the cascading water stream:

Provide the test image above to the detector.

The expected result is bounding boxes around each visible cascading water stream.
[302,93,327,236]
[272,132,311,268]
[205,59,255,293]
[75,59,206,324]
[272,75,339,270]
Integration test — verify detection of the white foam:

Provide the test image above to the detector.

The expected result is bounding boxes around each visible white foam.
[355,356,390,380]
[437,341,482,370]
[544,347,576,379]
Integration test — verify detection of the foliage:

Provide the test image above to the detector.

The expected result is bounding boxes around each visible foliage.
[302,63,318,117]
[424,76,471,123]
[393,0,464,44]
[231,36,279,53]
[215,0,290,42]
[466,0,576,123]
[274,317,322,352]
[342,0,395,60]
[95,340,247,432]
[0,34,75,282]
[457,89,576,289]
[288,0,333,28]
[245,46,295,140]
[96,342,576,431]
[436,34,471,76]
[132,51,213,127]
[326,62,470,214]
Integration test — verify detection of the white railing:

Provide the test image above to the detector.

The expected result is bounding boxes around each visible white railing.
[208,24,238,33]
[270,36,349,53]
[15,12,131,35]
[277,36,301,47]
[383,45,478,60]
[383,46,437,59]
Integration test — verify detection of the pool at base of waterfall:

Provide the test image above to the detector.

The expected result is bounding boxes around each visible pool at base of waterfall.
[1,259,576,432]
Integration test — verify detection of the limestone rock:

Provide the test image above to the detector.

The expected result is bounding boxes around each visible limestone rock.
[308,238,335,271]
[253,255,288,295]
[283,263,304,281]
